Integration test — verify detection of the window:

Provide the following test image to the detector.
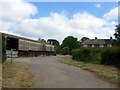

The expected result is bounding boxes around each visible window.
[99,44,104,48]
[83,45,87,47]
[92,45,94,48]
[108,44,112,47]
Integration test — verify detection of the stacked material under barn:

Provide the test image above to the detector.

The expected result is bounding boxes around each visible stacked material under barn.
[1,33,55,59]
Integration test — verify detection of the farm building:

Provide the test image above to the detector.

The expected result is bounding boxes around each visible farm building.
[0,32,55,62]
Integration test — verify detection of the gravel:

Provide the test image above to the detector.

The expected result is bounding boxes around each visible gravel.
[16,55,116,88]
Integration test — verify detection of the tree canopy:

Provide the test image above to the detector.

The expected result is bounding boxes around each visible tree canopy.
[80,37,89,42]
[47,39,59,46]
[114,25,120,45]
[61,36,80,53]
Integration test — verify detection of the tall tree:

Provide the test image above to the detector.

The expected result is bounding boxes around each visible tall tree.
[47,39,60,54]
[38,38,46,43]
[62,36,80,54]
[80,37,89,42]
[114,25,120,45]
[47,39,59,46]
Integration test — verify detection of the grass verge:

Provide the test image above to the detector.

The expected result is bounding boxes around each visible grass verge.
[59,55,118,86]
[2,59,35,88]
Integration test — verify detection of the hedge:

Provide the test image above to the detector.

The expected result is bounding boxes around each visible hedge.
[101,47,120,68]
[61,47,70,55]
[2,34,6,63]
[71,47,120,68]
[71,48,90,62]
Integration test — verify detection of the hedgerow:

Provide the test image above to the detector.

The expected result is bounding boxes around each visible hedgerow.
[71,47,120,68]
[101,47,120,68]
[2,34,6,63]
[71,48,90,62]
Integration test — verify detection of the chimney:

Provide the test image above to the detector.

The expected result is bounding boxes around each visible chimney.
[110,37,112,40]
[95,37,97,39]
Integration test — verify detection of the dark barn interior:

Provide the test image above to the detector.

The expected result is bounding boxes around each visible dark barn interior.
[6,37,18,51]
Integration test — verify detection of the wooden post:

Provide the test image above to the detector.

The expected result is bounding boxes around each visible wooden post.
[11,48,13,63]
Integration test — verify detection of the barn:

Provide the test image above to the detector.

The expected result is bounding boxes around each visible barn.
[0,32,55,62]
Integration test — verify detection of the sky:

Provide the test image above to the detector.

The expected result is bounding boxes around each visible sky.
[0,0,119,43]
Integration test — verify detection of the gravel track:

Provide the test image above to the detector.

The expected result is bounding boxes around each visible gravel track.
[16,56,116,88]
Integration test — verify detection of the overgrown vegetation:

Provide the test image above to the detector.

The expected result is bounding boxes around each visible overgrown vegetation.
[71,47,120,68]
[101,47,120,68]
[71,48,90,62]
[59,55,118,86]
[61,47,70,55]
[2,34,6,63]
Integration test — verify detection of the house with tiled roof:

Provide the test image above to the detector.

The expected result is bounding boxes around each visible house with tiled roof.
[81,37,113,48]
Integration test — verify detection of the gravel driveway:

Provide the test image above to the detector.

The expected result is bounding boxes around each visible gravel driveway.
[17,56,115,88]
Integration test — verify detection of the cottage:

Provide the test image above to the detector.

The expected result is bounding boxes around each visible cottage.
[81,37,113,48]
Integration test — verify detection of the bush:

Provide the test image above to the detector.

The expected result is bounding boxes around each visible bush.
[71,47,120,68]
[71,48,90,61]
[101,47,120,68]
[61,47,70,55]
[71,49,81,60]
[2,34,6,63]
[88,52,101,64]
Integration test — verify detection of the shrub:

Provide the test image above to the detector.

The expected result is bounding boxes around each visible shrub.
[88,52,101,64]
[71,47,120,68]
[71,48,90,61]
[71,49,81,60]
[61,47,70,55]
[101,47,120,68]
[2,34,6,63]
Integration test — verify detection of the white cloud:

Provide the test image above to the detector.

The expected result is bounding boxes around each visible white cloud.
[13,12,72,42]
[103,6,119,21]
[0,0,37,32]
[0,0,117,43]
[13,11,116,43]
[95,3,101,8]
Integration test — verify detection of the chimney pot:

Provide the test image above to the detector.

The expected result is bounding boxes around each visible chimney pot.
[110,37,112,40]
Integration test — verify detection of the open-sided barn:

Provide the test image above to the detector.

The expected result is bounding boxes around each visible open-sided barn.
[0,32,55,62]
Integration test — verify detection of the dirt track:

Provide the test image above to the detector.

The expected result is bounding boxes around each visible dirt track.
[16,56,115,88]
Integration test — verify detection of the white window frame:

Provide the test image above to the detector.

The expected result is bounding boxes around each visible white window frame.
[99,44,104,48]
[108,44,112,47]
[92,44,94,48]
[83,45,87,47]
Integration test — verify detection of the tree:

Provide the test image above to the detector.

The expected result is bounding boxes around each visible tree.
[1,33,6,63]
[38,38,46,43]
[47,39,59,46]
[54,45,61,54]
[62,36,80,54]
[80,37,89,42]
[114,25,120,46]
[47,39,60,54]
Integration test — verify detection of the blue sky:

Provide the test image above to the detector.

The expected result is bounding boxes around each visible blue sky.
[0,0,119,42]
[31,2,118,19]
